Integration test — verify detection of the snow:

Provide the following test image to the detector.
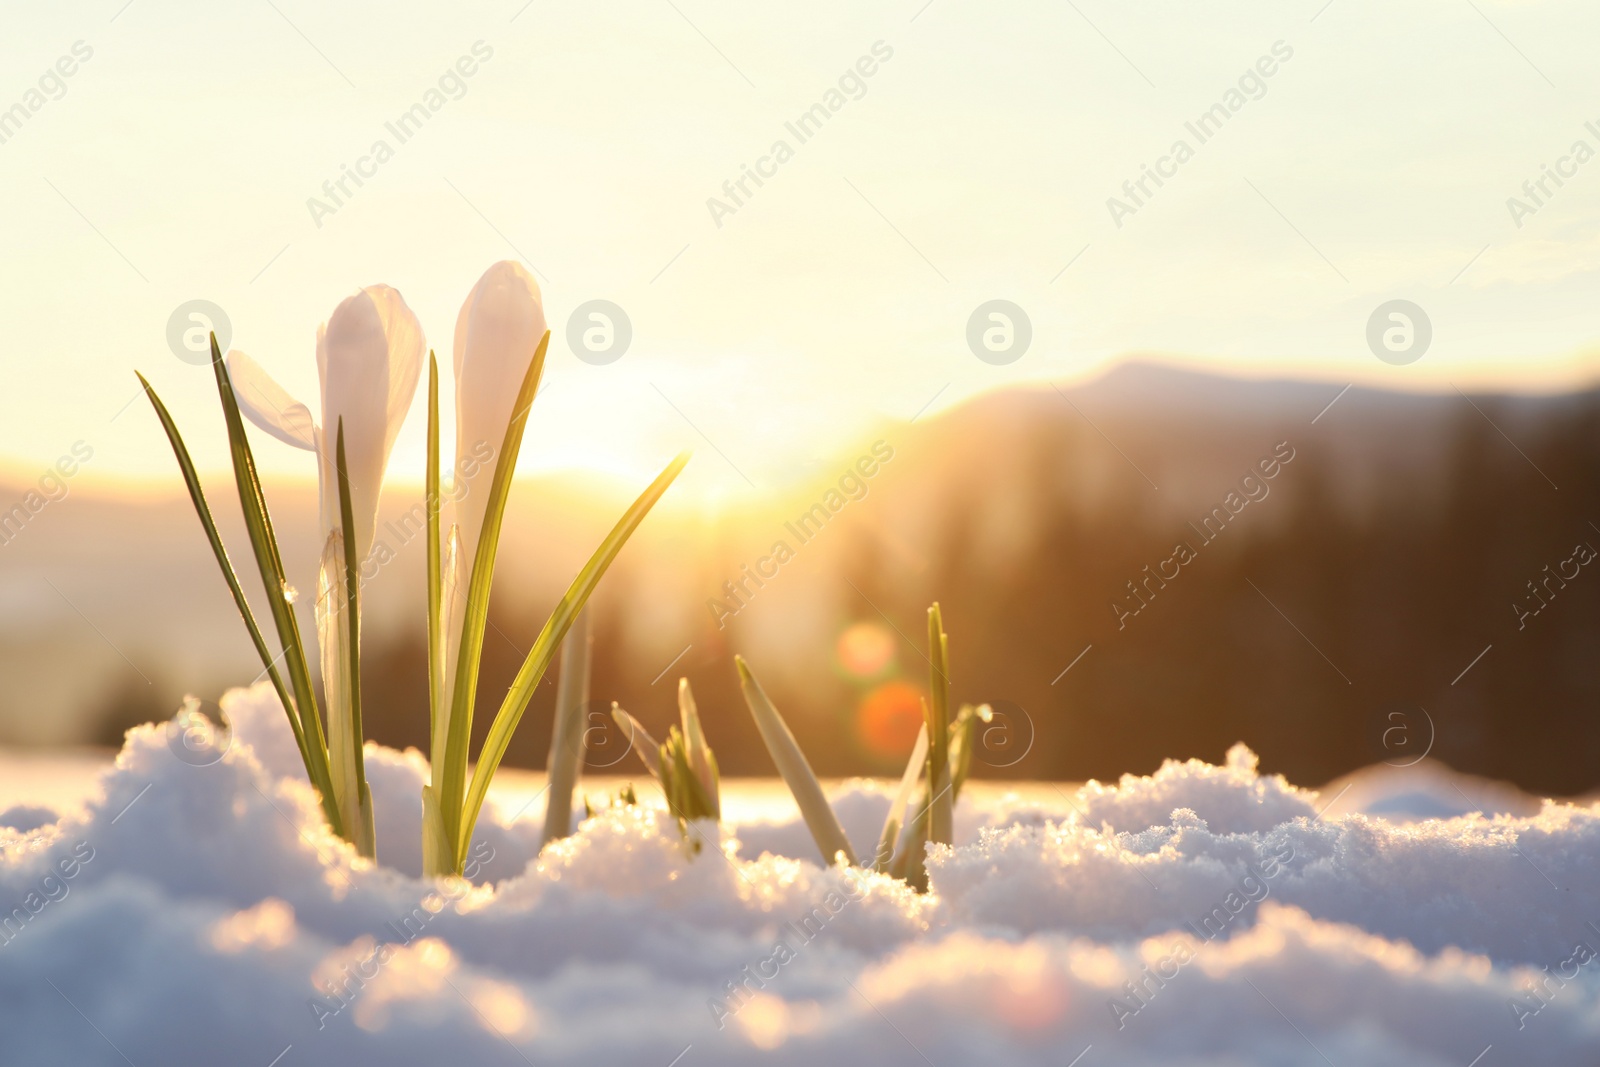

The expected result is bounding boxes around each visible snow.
[2,681,1597,1064]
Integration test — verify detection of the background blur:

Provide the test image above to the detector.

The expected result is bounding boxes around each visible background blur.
[0,1,1596,792]
[4,365,1597,794]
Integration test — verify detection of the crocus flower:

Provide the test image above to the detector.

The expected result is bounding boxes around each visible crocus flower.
[436,261,545,730]
[424,261,546,876]
[451,260,547,571]
[227,284,424,857]
[228,286,425,562]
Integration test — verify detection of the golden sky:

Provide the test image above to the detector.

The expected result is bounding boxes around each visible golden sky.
[1,0,1597,501]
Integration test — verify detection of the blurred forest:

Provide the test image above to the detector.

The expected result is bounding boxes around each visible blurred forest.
[12,364,1597,795]
[352,367,1600,795]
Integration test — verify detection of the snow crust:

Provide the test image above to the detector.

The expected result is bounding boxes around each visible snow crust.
[1,682,1596,1064]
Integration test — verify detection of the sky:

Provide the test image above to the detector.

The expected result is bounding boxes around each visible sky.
[1,0,1598,502]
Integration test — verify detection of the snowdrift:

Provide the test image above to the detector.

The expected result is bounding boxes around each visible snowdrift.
[1,682,1596,1065]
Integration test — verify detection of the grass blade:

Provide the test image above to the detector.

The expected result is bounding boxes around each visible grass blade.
[136,373,310,768]
[435,526,463,774]
[660,727,718,827]
[421,354,451,876]
[949,703,989,802]
[439,332,551,858]
[333,423,374,858]
[925,603,953,847]
[542,607,592,846]
[208,336,339,836]
[874,721,928,873]
[610,706,662,779]
[678,678,719,819]
[894,792,931,887]
[425,353,442,774]
[457,451,690,862]
[735,655,857,867]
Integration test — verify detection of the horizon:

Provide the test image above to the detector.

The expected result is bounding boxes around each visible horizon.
[1,355,1591,502]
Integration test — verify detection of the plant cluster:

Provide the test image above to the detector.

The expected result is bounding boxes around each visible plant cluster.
[145,262,984,891]
[141,262,686,875]
[617,602,985,890]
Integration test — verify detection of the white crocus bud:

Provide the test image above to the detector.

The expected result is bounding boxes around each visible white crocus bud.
[435,262,545,751]
[316,286,425,561]
[226,284,424,556]
[424,261,546,876]
[451,260,546,569]
[226,284,424,860]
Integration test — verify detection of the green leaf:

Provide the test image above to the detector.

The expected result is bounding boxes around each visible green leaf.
[924,603,953,847]
[949,703,988,802]
[421,355,452,877]
[425,353,442,771]
[897,794,932,890]
[135,372,311,771]
[438,332,551,858]
[677,678,719,820]
[208,337,338,836]
[610,705,663,780]
[874,721,928,873]
[735,655,857,867]
[660,726,718,824]
[334,422,374,858]
[457,451,690,862]
[143,354,343,839]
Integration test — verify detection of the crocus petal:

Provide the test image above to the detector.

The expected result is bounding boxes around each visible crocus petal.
[315,284,425,558]
[226,350,318,451]
[452,260,546,569]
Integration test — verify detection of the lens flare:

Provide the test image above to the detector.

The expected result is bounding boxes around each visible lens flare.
[836,620,895,680]
[856,680,925,761]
